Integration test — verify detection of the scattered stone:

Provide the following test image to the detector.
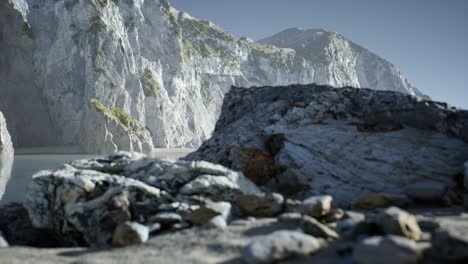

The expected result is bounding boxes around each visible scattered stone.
[112,222,149,247]
[277,213,303,225]
[404,181,447,203]
[323,208,345,223]
[148,223,161,233]
[354,193,411,210]
[376,207,421,241]
[354,235,421,264]
[336,211,366,235]
[301,216,339,239]
[235,193,284,217]
[184,201,232,225]
[300,195,333,218]
[284,199,301,213]
[242,230,322,263]
[0,231,8,248]
[431,226,468,261]
[205,215,227,229]
[179,173,260,201]
[148,212,182,226]
[170,222,191,231]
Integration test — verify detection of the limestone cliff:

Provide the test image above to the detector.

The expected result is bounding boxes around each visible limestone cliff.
[0,0,426,153]
[0,112,14,200]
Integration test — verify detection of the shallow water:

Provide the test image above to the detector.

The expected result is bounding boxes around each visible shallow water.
[0,150,191,206]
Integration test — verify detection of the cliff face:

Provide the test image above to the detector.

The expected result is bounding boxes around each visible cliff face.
[0,112,14,200]
[258,28,425,97]
[0,0,426,153]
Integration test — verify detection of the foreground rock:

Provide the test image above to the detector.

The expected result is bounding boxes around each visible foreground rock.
[24,152,260,246]
[354,235,421,264]
[431,226,468,261]
[235,193,284,217]
[376,207,422,241]
[0,111,14,200]
[242,230,322,263]
[112,222,149,247]
[0,203,64,247]
[301,216,340,239]
[187,85,468,206]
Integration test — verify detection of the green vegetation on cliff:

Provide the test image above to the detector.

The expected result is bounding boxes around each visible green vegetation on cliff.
[89,98,145,133]
[141,68,160,98]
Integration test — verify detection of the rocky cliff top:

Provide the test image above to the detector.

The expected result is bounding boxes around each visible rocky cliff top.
[188,84,468,206]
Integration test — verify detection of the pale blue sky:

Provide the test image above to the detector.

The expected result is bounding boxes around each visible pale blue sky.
[170,0,468,109]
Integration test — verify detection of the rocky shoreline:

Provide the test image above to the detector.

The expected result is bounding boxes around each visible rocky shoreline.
[1,85,468,263]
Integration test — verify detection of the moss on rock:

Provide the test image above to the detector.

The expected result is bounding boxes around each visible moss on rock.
[141,68,160,98]
[89,98,145,133]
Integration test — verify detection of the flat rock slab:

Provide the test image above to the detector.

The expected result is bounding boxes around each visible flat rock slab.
[187,85,468,207]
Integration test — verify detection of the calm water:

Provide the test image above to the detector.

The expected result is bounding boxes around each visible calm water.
[0,150,191,206]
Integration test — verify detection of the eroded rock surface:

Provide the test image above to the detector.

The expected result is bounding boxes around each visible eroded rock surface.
[187,84,468,207]
[24,152,260,246]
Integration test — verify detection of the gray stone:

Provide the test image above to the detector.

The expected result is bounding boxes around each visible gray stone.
[148,212,183,226]
[112,222,149,247]
[184,201,232,225]
[404,181,447,202]
[376,207,422,241]
[284,199,302,213]
[301,195,333,218]
[242,230,322,263]
[322,208,345,223]
[235,193,284,217]
[336,211,366,235]
[431,226,468,261]
[354,235,421,264]
[301,216,340,239]
[205,215,228,229]
[277,213,303,225]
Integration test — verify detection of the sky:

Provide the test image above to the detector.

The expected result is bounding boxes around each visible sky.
[170,0,468,109]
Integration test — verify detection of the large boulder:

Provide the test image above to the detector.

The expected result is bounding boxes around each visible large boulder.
[187,85,468,207]
[24,152,261,246]
[0,111,14,200]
